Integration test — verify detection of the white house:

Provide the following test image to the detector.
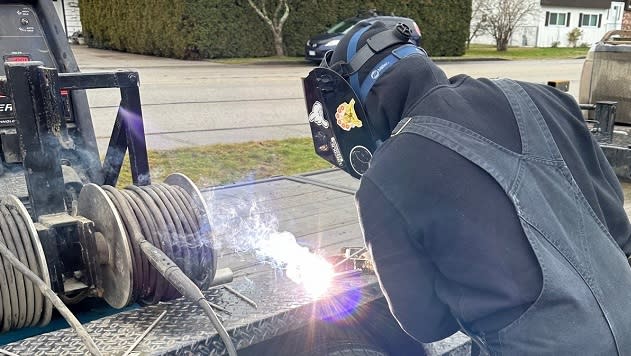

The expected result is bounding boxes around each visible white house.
[472,0,625,47]
[51,0,82,36]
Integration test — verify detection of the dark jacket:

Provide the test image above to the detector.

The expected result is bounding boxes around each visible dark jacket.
[355,55,631,342]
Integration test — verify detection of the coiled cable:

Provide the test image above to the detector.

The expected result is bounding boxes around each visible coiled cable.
[0,198,101,355]
[102,184,236,356]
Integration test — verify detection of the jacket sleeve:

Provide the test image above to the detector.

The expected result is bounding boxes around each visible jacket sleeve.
[355,176,459,343]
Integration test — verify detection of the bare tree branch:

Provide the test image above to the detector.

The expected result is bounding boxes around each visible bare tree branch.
[247,0,290,56]
[476,0,537,51]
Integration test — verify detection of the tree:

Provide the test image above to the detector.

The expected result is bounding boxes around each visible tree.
[247,0,290,56]
[468,0,488,49]
[476,0,537,51]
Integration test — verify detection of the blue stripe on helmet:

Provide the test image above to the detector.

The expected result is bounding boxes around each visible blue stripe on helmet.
[358,45,426,102]
[347,25,370,95]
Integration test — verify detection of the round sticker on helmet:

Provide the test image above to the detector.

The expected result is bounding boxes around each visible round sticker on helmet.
[349,146,372,175]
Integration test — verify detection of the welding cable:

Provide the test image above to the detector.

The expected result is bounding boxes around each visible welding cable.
[0,242,102,355]
[8,208,38,327]
[125,185,178,299]
[151,185,212,288]
[0,202,51,332]
[102,184,236,355]
[137,185,189,300]
[103,186,164,302]
[0,205,27,329]
[165,185,212,284]
[0,209,16,332]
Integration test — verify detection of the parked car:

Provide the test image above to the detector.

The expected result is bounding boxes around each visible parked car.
[305,15,422,64]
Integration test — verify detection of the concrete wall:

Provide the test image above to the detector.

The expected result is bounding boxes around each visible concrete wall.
[51,0,82,36]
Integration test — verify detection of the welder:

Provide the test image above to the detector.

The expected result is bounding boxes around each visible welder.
[302,21,631,355]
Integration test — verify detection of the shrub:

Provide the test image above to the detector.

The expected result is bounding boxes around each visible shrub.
[567,28,583,48]
[81,0,471,59]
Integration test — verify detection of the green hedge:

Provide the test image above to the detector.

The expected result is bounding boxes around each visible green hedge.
[80,0,471,59]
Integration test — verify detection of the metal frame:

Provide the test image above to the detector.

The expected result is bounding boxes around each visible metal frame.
[3,62,150,218]
[2,61,151,295]
[581,101,617,144]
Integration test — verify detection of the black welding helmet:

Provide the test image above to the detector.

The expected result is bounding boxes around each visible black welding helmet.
[302,21,427,179]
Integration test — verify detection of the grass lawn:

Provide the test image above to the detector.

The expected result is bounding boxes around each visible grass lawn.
[116,137,332,188]
[209,45,589,65]
[461,44,589,60]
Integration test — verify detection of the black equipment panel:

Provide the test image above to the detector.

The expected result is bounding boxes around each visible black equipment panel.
[0,0,101,189]
[0,4,58,77]
[0,4,66,132]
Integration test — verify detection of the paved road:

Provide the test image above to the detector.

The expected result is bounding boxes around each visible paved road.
[71,46,584,151]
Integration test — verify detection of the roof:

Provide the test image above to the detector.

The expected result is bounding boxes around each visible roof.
[540,0,613,9]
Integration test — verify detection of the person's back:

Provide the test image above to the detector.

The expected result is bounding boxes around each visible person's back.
[302,20,631,355]
[357,74,631,354]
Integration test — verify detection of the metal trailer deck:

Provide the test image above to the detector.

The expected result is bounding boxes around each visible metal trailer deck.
[0,169,471,355]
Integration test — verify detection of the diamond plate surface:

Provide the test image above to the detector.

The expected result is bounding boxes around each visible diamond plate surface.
[1,172,471,355]
[0,168,28,199]
[2,266,383,355]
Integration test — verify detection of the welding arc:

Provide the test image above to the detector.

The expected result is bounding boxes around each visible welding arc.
[0,197,102,356]
[101,183,236,356]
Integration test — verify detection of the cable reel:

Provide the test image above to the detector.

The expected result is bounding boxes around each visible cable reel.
[77,173,217,308]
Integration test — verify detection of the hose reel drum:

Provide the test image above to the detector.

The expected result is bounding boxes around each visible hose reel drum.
[77,173,216,308]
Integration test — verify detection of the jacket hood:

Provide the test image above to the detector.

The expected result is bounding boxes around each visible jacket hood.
[329,21,450,142]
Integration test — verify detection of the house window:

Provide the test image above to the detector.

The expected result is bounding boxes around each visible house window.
[549,12,567,26]
[545,12,571,27]
[581,14,599,26]
[579,13,602,27]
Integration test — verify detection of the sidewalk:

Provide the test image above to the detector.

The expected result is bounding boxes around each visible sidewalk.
[70,44,504,70]
[70,45,222,70]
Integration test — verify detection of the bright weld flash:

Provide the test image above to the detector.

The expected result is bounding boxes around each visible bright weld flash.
[258,232,335,297]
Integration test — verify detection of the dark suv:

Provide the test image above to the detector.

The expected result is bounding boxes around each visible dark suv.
[305,15,421,63]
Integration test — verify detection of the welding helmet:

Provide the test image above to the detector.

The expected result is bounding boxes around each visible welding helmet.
[302,21,426,179]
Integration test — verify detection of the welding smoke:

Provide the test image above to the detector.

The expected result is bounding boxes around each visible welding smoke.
[207,194,334,296]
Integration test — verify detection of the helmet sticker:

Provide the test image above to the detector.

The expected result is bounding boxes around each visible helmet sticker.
[335,98,363,131]
[330,137,344,166]
[349,145,372,176]
[308,101,329,129]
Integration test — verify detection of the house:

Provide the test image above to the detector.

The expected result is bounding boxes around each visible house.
[471,0,625,47]
[51,0,82,37]
[537,0,624,46]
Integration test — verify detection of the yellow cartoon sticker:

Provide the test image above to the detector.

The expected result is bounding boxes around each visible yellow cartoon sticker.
[335,99,362,131]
